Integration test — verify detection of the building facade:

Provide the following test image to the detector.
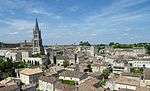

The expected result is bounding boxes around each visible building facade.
[20,68,43,85]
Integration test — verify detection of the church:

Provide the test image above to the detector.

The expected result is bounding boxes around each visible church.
[32,18,45,55]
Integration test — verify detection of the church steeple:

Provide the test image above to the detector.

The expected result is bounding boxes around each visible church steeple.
[35,18,39,31]
[32,18,44,55]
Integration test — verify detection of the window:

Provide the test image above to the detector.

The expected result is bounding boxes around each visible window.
[34,41,37,47]
[34,34,38,38]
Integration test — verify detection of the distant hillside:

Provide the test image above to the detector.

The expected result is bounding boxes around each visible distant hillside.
[0,42,20,48]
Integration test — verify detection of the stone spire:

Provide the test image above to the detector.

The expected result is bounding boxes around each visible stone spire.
[35,18,39,31]
[32,18,44,55]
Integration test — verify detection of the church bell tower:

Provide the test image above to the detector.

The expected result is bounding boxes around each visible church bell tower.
[32,18,44,55]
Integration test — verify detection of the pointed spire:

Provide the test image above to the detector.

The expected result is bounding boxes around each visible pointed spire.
[35,18,39,31]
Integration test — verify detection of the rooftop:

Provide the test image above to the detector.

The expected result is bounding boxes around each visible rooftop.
[59,70,87,79]
[79,77,104,91]
[39,76,57,83]
[55,81,75,91]
[114,76,140,86]
[121,72,140,77]
[55,77,103,91]
[144,68,150,80]
[20,68,43,76]
[0,78,19,91]
[136,86,150,91]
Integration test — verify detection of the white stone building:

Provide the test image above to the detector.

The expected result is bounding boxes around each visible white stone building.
[59,70,88,84]
[5,51,22,61]
[22,56,47,65]
[0,49,22,61]
[21,51,32,58]
[91,64,107,73]
[19,68,43,85]
[128,59,150,68]
[107,76,140,91]
[39,76,57,91]
[0,49,9,56]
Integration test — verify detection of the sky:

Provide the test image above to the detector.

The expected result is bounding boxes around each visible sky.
[0,0,150,45]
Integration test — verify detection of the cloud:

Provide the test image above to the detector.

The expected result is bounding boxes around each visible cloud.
[8,32,18,35]
[30,9,51,16]
[82,0,150,32]
[91,33,97,36]
[5,19,34,31]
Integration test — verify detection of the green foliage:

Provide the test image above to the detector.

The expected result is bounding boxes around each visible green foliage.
[109,42,115,46]
[130,67,143,76]
[0,57,31,77]
[14,61,31,69]
[96,44,106,53]
[109,42,149,49]
[101,68,112,79]
[112,44,133,49]
[99,79,107,87]
[61,79,76,85]
[79,41,91,46]
[0,58,13,71]
[145,45,150,55]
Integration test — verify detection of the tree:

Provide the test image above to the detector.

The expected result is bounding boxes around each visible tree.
[101,68,112,79]
[145,45,150,55]
[79,41,91,46]
[99,79,107,87]
[109,42,115,46]
[112,44,133,49]
[0,57,32,78]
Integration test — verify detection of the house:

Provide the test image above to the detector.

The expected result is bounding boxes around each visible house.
[121,72,140,80]
[141,68,150,86]
[59,70,88,84]
[0,82,20,91]
[39,75,103,91]
[21,51,32,58]
[54,81,76,91]
[112,60,125,74]
[136,86,150,91]
[111,48,146,57]
[0,49,22,61]
[0,49,9,56]
[128,58,150,68]
[78,77,104,91]
[22,56,48,65]
[56,77,104,91]
[91,64,107,73]
[20,68,43,85]
[111,76,140,91]
[38,76,57,91]
[0,77,20,91]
